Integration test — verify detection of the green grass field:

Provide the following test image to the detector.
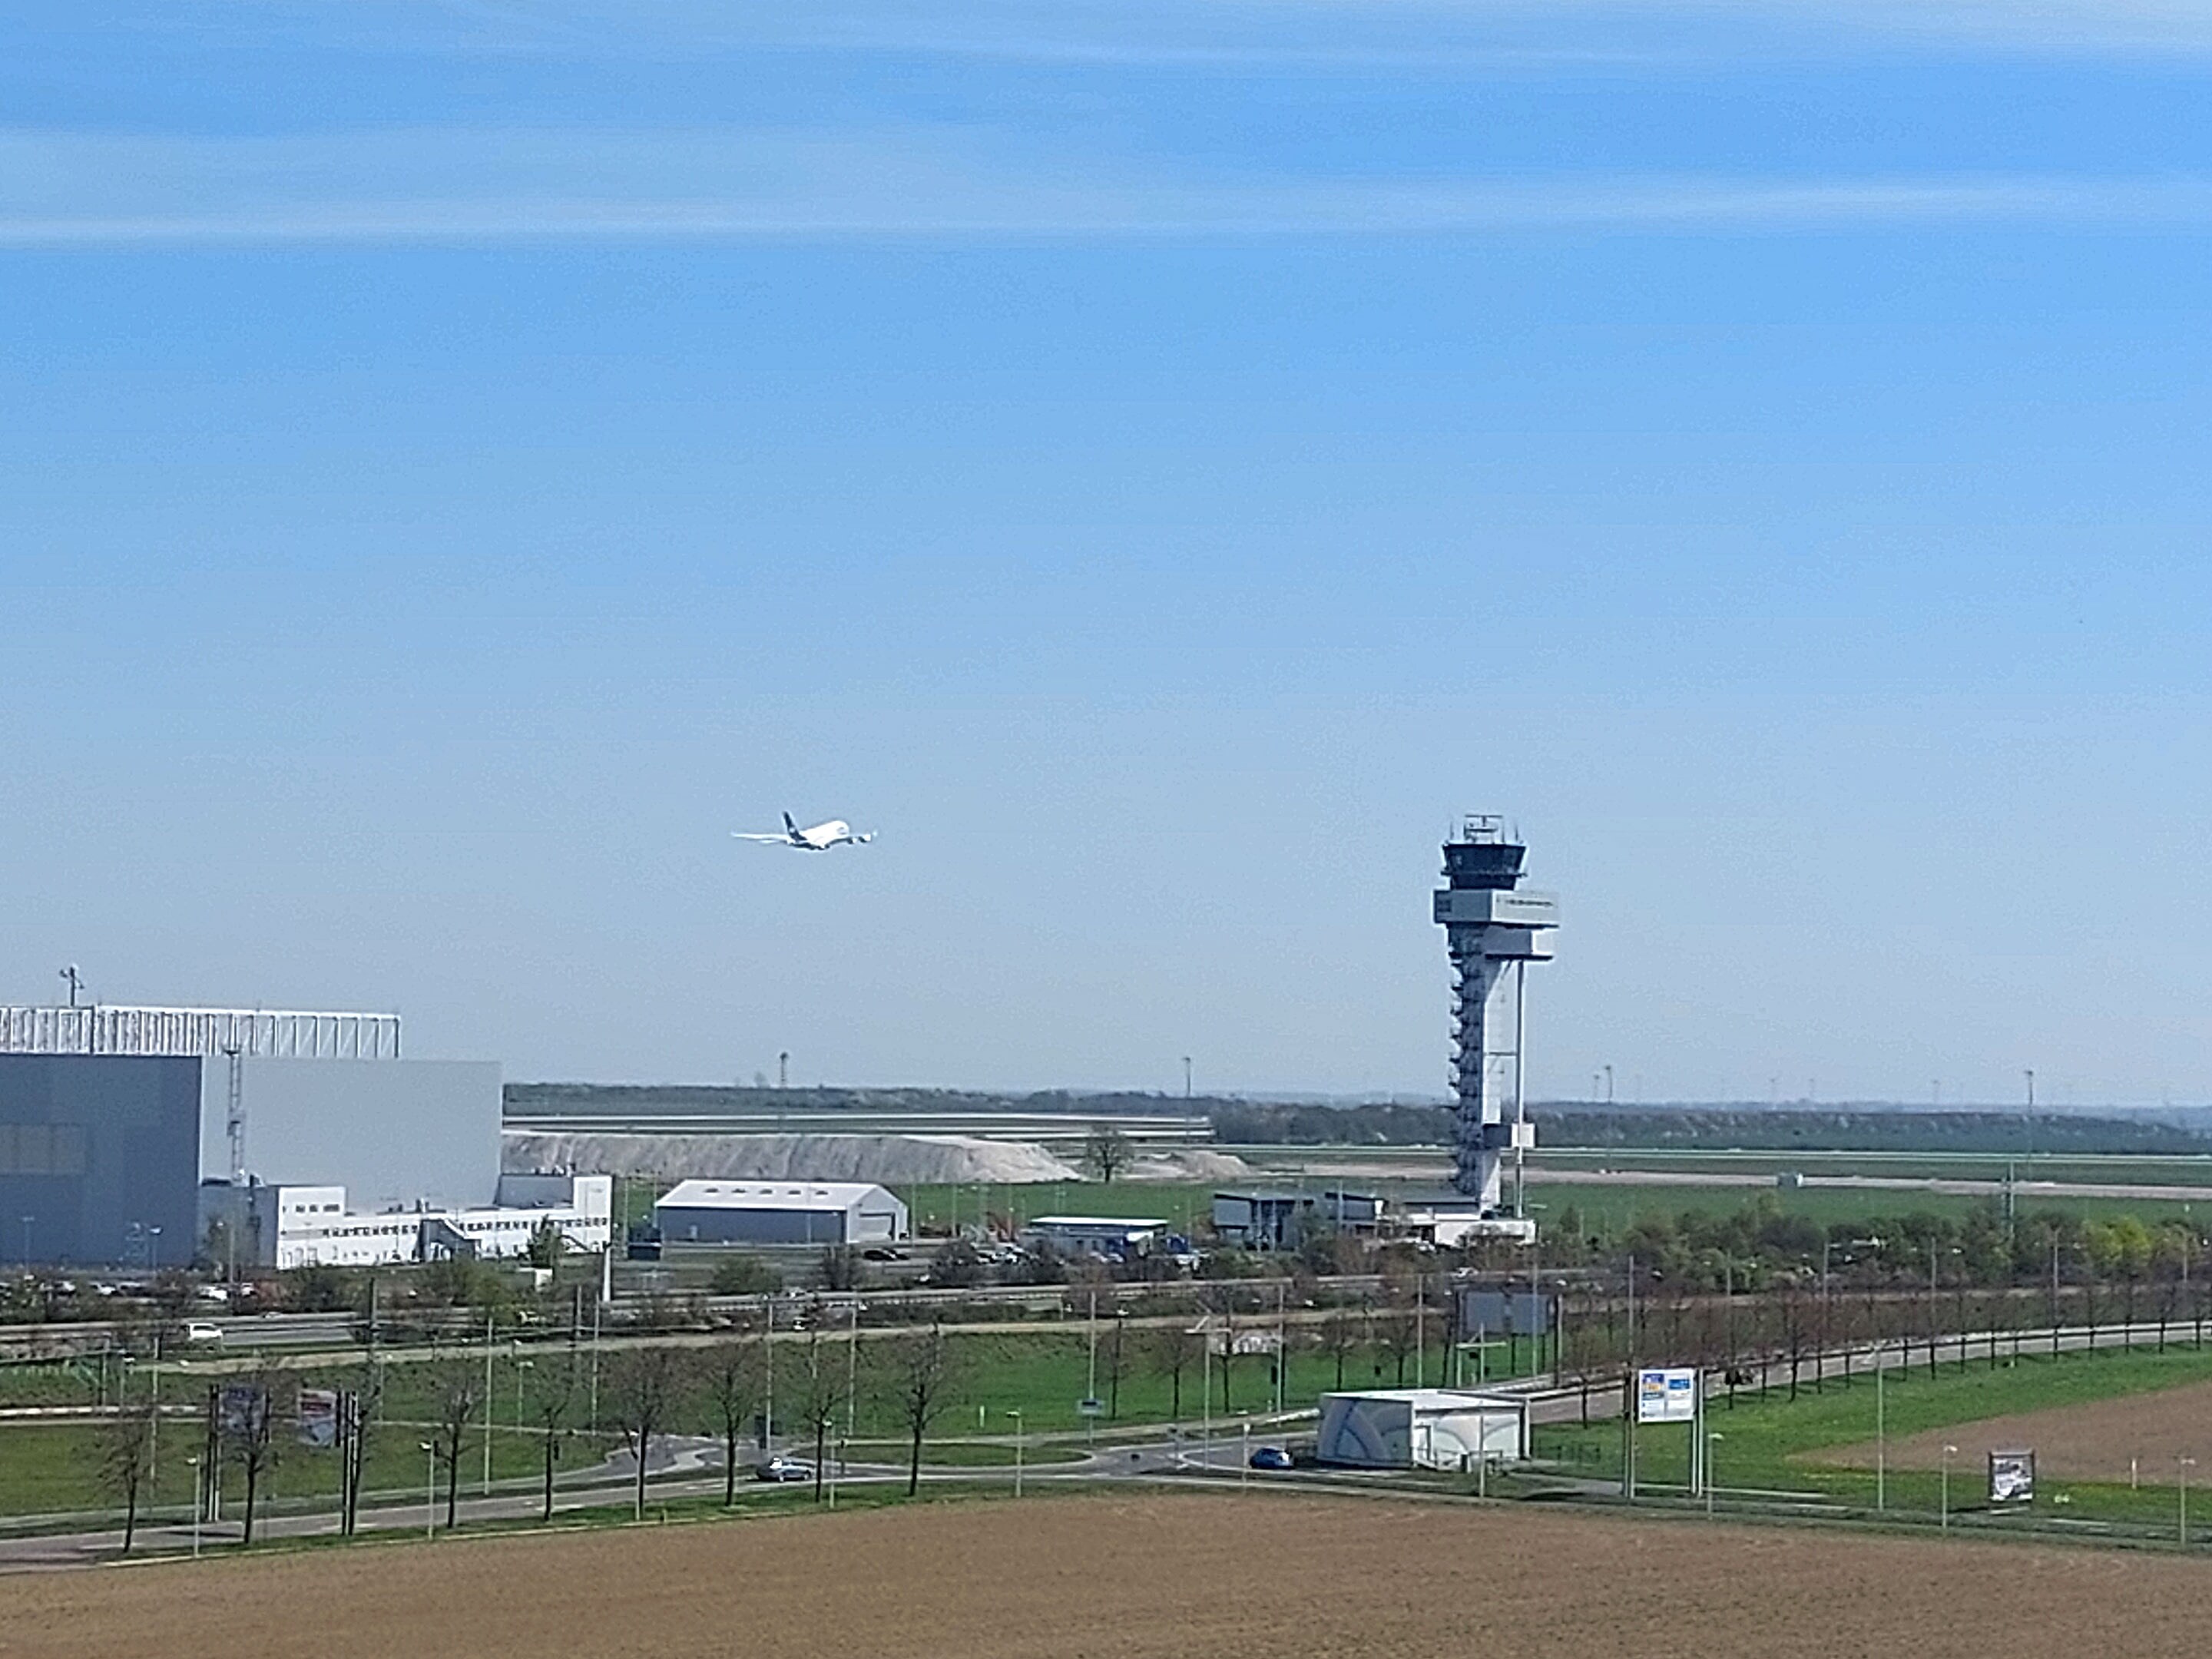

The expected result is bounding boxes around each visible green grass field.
[0,1322,1549,1521]
[1535,1339,2212,1530]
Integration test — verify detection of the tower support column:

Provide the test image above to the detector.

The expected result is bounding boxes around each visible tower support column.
[1434,816,1558,1217]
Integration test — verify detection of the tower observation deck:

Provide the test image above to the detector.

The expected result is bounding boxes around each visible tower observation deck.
[1433,816,1558,1214]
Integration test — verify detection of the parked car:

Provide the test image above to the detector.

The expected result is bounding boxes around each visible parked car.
[1248,1445,1293,1472]
[183,1321,225,1347]
[754,1455,813,1483]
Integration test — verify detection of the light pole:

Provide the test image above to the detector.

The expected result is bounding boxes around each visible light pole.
[1876,1343,1886,1511]
[1005,1409,1024,1498]
[147,1226,161,1273]
[421,1442,437,1539]
[1086,1290,1099,1446]
[1942,1443,1957,1531]
[186,1455,202,1559]
[2182,1456,2197,1547]
[60,964,84,1007]
[18,1216,31,1273]
[1705,1432,1722,1519]
[1183,1056,1192,1099]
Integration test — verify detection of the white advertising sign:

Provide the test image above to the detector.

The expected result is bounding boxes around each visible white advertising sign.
[1637,1367,1698,1423]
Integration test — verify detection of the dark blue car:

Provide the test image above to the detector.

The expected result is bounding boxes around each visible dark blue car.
[1249,1445,1293,1471]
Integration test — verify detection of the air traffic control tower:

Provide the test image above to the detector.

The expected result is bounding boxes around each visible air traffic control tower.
[1434,816,1558,1216]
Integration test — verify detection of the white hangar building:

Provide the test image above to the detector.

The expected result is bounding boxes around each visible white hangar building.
[654,1179,909,1247]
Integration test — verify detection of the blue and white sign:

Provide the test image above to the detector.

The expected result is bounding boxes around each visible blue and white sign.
[1636,1367,1698,1423]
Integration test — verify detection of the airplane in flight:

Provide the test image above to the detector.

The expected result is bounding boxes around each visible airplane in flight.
[733,812,876,852]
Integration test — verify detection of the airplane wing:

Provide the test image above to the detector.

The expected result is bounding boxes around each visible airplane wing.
[731,832,792,843]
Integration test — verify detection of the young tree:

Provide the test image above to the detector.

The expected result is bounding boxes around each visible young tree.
[704,1332,764,1507]
[1317,1308,1359,1392]
[217,1372,286,1546]
[710,1254,783,1296]
[1147,1322,1204,1419]
[787,1325,842,1503]
[609,1345,688,1520]
[1101,1315,1131,1420]
[283,1263,353,1313]
[1084,1125,1132,1184]
[815,1247,865,1293]
[525,1217,568,1270]
[1374,1306,1419,1389]
[875,1324,961,1497]
[926,1238,986,1290]
[98,1402,158,1553]
[426,1361,484,1531]
[525,1355,576,1522]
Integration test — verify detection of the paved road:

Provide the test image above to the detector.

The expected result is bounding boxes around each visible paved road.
[5,1318,2192,1571]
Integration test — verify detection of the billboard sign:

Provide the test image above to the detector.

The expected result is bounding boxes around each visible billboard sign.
[1637,1367,1698,1424]
[217,1382,267,1439]
[1460,1290,1557,1336]
[1988,1450,2035,1504]
[298,1387,340,1450]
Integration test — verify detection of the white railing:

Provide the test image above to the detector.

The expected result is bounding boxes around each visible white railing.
[0,1005,400,1060]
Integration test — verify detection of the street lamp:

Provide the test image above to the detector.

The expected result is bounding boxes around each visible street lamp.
[185,1455,202,1559]
[1705,1432,1723,1519]
[420,1442,436,1539]
[2182,1456,2197,1547]
[1942,1443,1958,1531]
[1005,1410,1024,1498]
[1876,1345,1887,1511]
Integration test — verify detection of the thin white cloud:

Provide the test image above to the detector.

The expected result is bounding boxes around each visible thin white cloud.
[140,0,2212,66]
[2,125,2210,244]
[412,0,2212,61]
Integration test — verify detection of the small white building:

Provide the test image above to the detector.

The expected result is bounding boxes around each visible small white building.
[1315,1389,1529,1471]
[1020,1215,1168,1261]
[204,1174,611,1270]
[1392,1203,1537,1249]
[654,1180,909,1247]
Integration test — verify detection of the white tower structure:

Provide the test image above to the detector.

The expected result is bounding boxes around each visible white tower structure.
[1433,816,1558,1214]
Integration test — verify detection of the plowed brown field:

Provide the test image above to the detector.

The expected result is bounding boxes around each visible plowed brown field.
[1825,1376,2212,1481]
[5,1492,2211,1659]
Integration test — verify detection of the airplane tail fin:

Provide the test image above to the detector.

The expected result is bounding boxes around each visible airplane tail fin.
[783,811,799,836]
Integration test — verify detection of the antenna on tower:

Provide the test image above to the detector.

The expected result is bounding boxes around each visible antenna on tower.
[223,1045,246,1186]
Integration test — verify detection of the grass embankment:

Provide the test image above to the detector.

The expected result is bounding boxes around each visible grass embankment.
[1535,1338,2212,1529]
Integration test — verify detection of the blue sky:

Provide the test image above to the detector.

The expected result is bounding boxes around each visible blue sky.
[3,1,2210,1102]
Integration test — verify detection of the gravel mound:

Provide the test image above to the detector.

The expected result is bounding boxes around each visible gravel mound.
[503,1131,1081,1185]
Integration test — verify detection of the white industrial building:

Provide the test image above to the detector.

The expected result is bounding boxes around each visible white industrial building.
[1315,1389,1529,1471]
[1020,1214,1171,1261]
[654,1179,908,1247]
[205,1174,612,1270]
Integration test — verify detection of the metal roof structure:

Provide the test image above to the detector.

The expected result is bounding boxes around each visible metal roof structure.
[656,1179,893,1210]
[0,1005,402,1060]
